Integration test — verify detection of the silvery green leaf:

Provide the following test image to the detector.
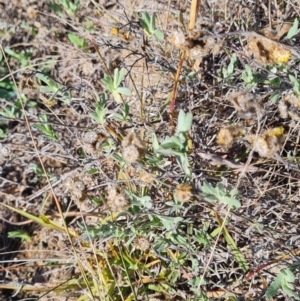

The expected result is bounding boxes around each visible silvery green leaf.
[101,75,112,88]
[157,216,183,231]
[203,195,216,202]
[116,87,131,96]
[150,14,155,32]
[141,12,151,27]
[114,68,123,88]
[202,181,217,196]
[287,18,299,40]
[177,154,191,177]
[177,110,193,133]
[152,133,160,151]
[112,91,121,102]
[160,136,183,149]
[220,196,241,208]
[154,29,164,40]
[156,148,182,157]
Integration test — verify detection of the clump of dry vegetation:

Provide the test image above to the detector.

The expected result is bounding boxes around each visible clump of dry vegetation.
[1,0,300,301]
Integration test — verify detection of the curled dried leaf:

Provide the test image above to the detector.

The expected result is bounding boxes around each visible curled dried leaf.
[245,35,291,65]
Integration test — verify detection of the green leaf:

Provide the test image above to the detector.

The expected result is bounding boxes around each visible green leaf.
[101,75,112,87]
[8,230,31,242]
[177,110,193,133]
[154,29,164,40]
[156,148,182,157]
[177,154,191,177]
[0,128,7,139]
[289,74,300,96]
[0,202,78,237]
[201,181,240,208]
[139,19,148,32]
[33,114,58,141]
[150,14,155,32]
[113,68,120,88]
[157,216,183,231]
[152,133,160,151]
[266,269,300,300]
[112,91,121,102]
[219,195,240,207]
[67,33,86,48]
[141,12,151,27]
[228,54,236,74]
[202,181,217,196]
[160,136,184,150]
[287,19,299,40]
[116,87,131,96]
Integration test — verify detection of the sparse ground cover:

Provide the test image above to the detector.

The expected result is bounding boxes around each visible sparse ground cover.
[1,0,300,300]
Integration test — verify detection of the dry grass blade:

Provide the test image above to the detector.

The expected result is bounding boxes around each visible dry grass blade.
[215,213,249,273]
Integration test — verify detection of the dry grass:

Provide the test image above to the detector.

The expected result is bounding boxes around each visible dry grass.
[1,0,300,300]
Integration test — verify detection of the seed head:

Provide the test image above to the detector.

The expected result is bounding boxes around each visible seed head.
[83,131,98,144]
[106,186,130,212]
[122,145,140,163]
[107,193,129,212]
[278,94,300,121]
[229,90,263,119]
[139,171,154,184]
[122,132,145,163]
[250,127,285,158]
[217,124,245,148]
[133,236,150,251]
[122,131,145,150]
[175,184,193,203]
[106,185,118,200]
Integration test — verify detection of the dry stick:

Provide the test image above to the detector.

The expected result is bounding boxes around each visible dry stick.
[91,38,112,78]
[169,51,186,114]
[163,0,172,46]
[169,0,200,114]
[0,46,94,298]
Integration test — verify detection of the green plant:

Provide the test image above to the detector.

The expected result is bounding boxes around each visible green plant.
[8,230,31,242]
[4,47,32,68]
[221,54,237,84]
[90,93,108,124]
[0,77,16,99]
[286,18,299,40]
[242,64,259,90]
[0,128,7,138]
[289,74,300,97]
[29,163,56,182]
[139,12,164,40]
[34,72,72,104]
[201,181,241,208]
[67,33,87,49]
[266,267,300,300]
[101,68,131,102]
[49,0,80,17]
[0,106,21,119]
[114,102,131,122]
[156,110,193,177]
[33,114,58,141]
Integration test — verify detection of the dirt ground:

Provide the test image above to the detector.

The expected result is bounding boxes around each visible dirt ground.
[1,0,300,300]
